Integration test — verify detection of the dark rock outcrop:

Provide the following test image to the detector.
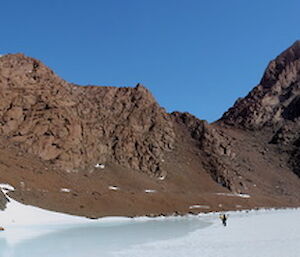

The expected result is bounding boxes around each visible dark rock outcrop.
[0,190,8,210]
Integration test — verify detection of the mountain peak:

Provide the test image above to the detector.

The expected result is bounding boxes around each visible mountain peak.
[291,40,300,48]
[221,41,300,129]
[259,40,300,88]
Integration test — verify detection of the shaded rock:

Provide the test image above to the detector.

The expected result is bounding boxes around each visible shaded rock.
[0,190,8,211]
[172,112,237,190]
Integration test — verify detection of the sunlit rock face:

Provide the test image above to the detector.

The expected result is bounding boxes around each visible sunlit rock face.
[222,41,300,129]
[0,54,175,177]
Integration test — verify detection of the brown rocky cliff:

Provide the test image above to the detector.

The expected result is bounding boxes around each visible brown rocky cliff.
[220,40,300,178]
[0,54,175,177]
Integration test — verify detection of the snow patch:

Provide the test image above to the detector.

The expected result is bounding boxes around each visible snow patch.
[0,184,15,192]
[144,189,157,193]
[189,205,210,209]
[236,193,250,198]
[60,188,71,193]
[95,163,105,169]
[0,184,94,230]
[0,197,99,245]
[108,186,119,191]
[0,198,90,228]
[158,175,166,181]
[215,192,250,198]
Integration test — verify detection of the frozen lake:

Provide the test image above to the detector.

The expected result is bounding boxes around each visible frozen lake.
[1,209,300,257]
[0,184,299,257]
[0,216,211,257]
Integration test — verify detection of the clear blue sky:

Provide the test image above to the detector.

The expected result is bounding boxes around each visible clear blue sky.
[1,0,300,122]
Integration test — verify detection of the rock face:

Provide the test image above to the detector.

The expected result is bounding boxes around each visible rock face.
[0,54,174,177]
[172,112,236,190]
[1,42,300,217]
[221,41,300,178]
[0,190,8,211]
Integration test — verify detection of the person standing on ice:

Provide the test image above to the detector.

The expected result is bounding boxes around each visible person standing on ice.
[219,214,228,226]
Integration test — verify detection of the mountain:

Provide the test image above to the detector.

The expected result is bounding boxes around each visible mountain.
[221,40,300,177]
[0,42,300,217]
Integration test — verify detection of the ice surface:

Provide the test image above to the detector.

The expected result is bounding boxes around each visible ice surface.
[0,216,209,257]
[116,209,300,257]
[0,209,299,257]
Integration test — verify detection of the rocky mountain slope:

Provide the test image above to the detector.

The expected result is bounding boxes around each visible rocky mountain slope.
[221,40,300,177]
[0,42,300,217]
